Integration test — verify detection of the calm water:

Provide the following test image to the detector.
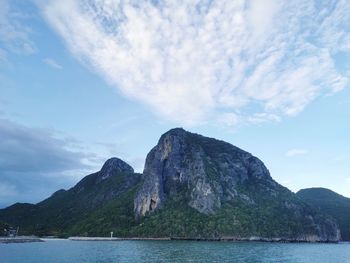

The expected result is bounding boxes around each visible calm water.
[1,240,350,263]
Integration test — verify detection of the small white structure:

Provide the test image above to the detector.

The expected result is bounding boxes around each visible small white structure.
[110,232,113,238]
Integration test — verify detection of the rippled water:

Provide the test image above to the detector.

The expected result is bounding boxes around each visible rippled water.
[1,240,350,263]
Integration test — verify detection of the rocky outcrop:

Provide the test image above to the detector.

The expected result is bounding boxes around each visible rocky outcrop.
[98,157,134,181]
[134,128,341,242]
[134,128,272,217]
[0,128,341,241]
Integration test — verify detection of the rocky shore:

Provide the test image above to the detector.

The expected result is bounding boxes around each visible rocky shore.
[0,236,43,243]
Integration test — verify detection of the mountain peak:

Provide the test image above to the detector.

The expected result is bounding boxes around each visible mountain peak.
[0,130,342,242]
[99,157,134,180]
[160,127,186,138]
[135,128,272,217]
[298,187,343,196]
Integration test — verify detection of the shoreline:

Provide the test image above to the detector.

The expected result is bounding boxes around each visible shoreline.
[68,237,171,241]
[0,236,44,244]
[169,237,340,243]
[67,236,340,243]
[2,236,343,244]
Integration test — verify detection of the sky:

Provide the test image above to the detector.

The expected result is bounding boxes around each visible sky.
[0,0,350,207]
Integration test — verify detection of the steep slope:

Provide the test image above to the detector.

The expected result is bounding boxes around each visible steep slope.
[0,129,342,241]
[0,158,141,236]
[134,128,340,241]
[297,188,350,241]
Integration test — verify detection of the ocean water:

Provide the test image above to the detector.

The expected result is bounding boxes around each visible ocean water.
[1,240,350,263]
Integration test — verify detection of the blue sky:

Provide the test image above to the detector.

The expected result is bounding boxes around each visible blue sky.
[0,0,350,207]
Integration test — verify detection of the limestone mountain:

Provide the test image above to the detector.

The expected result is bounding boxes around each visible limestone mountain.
[134,128,272,216]
[297,188,350,241]
[0,129,342,241]
[133,128,340,241]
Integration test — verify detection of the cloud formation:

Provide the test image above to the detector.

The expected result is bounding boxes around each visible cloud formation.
[285,149,309,157]
[0,0,36,55]
[37,0,349,125]
[42,57,62,69]
[0,118,95,207]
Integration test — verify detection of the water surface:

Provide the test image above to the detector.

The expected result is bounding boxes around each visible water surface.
[1,240,349,263]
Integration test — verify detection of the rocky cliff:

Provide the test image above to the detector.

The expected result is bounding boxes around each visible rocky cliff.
[134,128,271,216]
[0,128,342,241]
[134,128,340,241]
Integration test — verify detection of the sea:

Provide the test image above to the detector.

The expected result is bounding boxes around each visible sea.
[1,240,350,263]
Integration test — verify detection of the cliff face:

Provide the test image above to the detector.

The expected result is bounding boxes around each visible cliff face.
[134,128,271,216]
[0,128,342,241]
[134,128,341,242]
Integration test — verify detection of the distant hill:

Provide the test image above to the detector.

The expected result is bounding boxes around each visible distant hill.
[0,158,142,237]
[297,188,350,241]
[0,128,341,241]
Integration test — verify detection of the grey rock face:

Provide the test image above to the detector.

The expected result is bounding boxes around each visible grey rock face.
[133,128,341,242]
[313,216,341,242]
[98,157,134,181]
[134,128,271,217]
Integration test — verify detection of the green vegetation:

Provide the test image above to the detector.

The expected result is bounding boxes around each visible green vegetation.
[138,180,313,239]
[297,188,350,241]
[0,178,328,239]
[0,221,10,236]
[0,171,142,237]
[0,160,338,239]
[69,178,329,239]
[0,130,342,240]
[69,183,141,237]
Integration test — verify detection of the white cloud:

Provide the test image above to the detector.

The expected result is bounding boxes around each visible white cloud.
[43,57,62,69]
[218,113,239,127]
[286,149,309,157]
[0,0,36,55]
[248,113,281,124]
[346,178,350,184]
[37,0,350,126]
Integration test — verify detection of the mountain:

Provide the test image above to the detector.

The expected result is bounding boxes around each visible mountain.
[133,128,340,241]
[297,188,350,241]
[0,128,341,241]
[0,158,142,237]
